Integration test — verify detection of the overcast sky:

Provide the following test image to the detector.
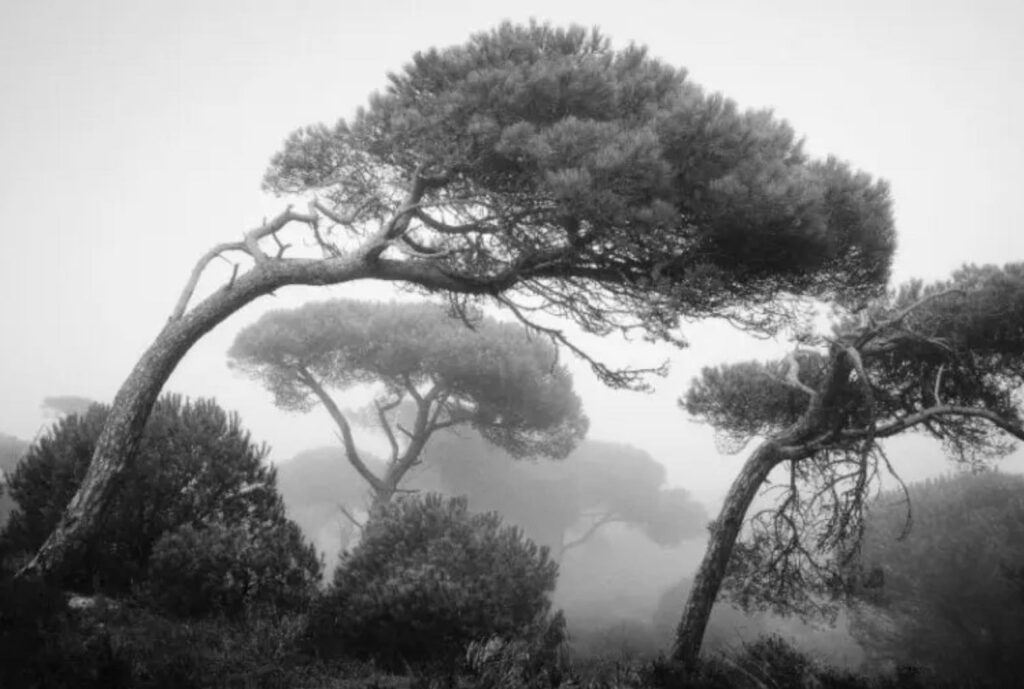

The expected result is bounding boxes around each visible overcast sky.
[2,0,1023,506]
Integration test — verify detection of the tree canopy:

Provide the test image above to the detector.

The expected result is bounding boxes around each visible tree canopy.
[264,22,895,385]
[228,299,587,505]
[673,262,1024,665]
[25,20,897,586]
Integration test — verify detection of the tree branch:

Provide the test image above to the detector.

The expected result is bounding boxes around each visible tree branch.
[846,405,1024,443]
[170,241,248,320]
[559,512,624,557]
[375,398,401,464]
[169,207,318,320]
[295,366,385,494]
[337,503,365,530]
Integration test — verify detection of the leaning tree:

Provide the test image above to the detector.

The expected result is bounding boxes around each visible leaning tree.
[227,298,587,509]
[672,262,1024,666]
[23,22,895,582]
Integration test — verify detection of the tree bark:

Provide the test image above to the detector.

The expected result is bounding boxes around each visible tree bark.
[18,253,489,583]
[672,441,782,667]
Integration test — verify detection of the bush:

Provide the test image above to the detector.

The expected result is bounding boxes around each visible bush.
[0,394,316,599]
[307,493,560,670]
[146,520,321,618]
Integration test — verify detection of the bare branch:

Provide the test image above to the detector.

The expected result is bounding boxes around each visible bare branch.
[560,512,624,556]
[337,503,365,531]
[295,366,386,494]
[170,241,248,320]
[243,205,318,264]
[169,207,319,320]
[933,363,946,405]
[375,399,401,464]
[847,405,1024,443]
[775,350,817,397]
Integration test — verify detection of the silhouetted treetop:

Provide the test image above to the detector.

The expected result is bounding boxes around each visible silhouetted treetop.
[264,22,895,362]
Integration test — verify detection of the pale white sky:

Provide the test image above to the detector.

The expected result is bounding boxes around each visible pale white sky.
[2,0,1023,506]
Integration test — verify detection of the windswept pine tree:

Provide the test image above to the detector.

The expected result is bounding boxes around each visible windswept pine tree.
[25,22,894,583]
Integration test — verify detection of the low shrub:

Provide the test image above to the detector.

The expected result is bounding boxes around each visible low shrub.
[307,493,560,671]
[145,520,321,618]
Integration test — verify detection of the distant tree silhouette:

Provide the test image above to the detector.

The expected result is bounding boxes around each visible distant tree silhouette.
[229,299,587,508]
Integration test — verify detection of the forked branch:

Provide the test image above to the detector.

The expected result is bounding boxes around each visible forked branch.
[169,206,317,320]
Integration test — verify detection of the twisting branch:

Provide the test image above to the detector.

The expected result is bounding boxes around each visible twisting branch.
[559,512,624,557]
[776,350,817,397]
[294,366,385,494]
[363,168,436,262]
[169,206,318,320]
[170,241,247,320]
[242,206,318,264]
[375,397,402,464]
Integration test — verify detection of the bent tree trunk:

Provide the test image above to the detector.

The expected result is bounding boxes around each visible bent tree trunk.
[672,442,782,667]
[18,249,481,583]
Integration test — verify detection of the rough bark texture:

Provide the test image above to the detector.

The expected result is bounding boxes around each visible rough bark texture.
[18,253,492,583]
[672,443,781,666]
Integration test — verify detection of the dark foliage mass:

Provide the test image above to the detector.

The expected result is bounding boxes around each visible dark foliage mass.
[851,470,1024,685]
[307,493,561,670]
[266,22,895,389]
[1,395,319,601]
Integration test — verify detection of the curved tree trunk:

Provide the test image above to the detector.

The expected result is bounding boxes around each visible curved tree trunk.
[18,251,482,583]
[672,441,782,667]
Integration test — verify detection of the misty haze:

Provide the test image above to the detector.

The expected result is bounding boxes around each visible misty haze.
[2,2,1024,688]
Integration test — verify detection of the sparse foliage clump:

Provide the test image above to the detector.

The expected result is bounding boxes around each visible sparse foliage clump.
[306,493,561,671]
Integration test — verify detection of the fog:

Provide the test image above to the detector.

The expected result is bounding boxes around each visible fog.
[2,0,1024,681]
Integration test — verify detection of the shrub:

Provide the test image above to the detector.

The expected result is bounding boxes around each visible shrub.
[146,520,321,618]
[1,395,299,594]
[465,612,570,689]
[307,493,560,670]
